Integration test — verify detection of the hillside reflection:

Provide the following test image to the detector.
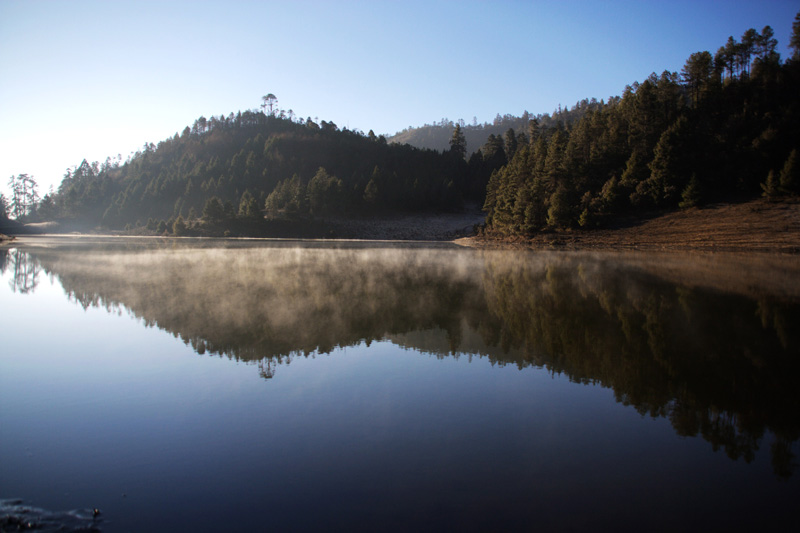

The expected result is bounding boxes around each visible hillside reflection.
[3,241,799,478]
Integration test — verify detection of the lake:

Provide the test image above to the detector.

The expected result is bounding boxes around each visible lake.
[1,237,799,531]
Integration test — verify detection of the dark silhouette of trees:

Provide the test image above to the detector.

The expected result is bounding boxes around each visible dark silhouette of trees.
[36,105,476,233]
[483,18,800,234]
[779,149,799,194]
[172,215,187,235]
[261,94,278,116]
[238,190,261,219]
[202,196,226,223]
[449,124,467,159]
[791,12,800,62]
[7,174,40,219]
[307,167,343,215]
[681,51,713,105]
[16,12,799,237]
[0,194,9,220]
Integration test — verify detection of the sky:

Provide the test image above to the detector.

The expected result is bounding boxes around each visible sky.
[1,0,798,196]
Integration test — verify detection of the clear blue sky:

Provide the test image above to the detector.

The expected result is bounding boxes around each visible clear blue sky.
[1,0,798,195]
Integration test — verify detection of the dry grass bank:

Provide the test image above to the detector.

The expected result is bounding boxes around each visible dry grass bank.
[459,198,800,254]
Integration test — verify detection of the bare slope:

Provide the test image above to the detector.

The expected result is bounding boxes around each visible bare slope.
[461,198,800,253]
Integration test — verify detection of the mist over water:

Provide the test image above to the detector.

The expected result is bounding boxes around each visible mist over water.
[1,237,799,531]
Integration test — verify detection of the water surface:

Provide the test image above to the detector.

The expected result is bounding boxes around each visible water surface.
[1,237,798,531]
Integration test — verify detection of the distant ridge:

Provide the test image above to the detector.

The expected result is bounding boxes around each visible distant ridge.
[386,102,600,154]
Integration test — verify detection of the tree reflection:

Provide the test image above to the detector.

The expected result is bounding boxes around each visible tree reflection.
[478,252,800,479]
[12,241,800,478]
[5,248,41,294]
[258,359,275,379]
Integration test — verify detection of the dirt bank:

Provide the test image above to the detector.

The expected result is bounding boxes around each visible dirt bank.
[458,198,800,253]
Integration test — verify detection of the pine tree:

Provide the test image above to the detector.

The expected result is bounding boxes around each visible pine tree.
[578,207,593,227]
[238,190,261,219]
[173,215,187,235]
[203,196,225,222]
[790,11,800,62]
[779,150,799,194]
[504,129,518,160]
[761,170,780,199]
[449,124,467,159]
[0,194,9,220]
[364,179,379,204]
[547,185,572,228]
[679,175,702,208]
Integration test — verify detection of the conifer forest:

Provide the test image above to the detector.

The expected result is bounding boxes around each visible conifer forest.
[3,15,799,238]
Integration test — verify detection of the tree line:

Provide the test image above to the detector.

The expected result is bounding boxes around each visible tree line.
[2,174,41,221]
[4,13,799,236]
[481,15,800,235]
[4,106,491,234]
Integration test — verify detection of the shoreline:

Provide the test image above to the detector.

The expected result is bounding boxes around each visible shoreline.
[458,197,800,254]
[4,197,799,254]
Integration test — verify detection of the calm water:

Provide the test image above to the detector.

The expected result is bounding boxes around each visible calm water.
[1,237,799,532]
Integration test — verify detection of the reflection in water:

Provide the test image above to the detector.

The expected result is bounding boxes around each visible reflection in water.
[2,248,41,294]
[479,253,800,479]
[4,240,800,478]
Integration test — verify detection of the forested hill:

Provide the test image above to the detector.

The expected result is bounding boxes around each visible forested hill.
[35,113,489,233]
[388,115,530,154]
[483,20,800,235]
[8,14,799,240]
[386,106,593,155]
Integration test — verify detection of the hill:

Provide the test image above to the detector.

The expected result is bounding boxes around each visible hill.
[19,113,491,235]
[480,23,800,237]
[5,12,799,244]
[386,103,598,155]
[388,114,531,154]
